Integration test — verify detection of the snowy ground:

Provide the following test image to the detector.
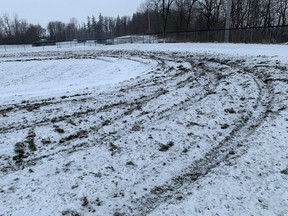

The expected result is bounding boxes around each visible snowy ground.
[0,43,288,216]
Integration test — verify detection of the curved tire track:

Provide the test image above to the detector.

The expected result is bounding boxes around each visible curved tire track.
[0,50,285,215]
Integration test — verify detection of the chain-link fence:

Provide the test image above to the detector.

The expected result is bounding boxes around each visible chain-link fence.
[1,25,287,52]
[0,44,33,52]
[0,44,55,53]
[152,25,288,44]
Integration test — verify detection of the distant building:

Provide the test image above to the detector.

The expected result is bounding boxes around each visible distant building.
[32,39,56,47]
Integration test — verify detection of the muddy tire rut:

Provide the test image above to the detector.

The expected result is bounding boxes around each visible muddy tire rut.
[1,50,287,215]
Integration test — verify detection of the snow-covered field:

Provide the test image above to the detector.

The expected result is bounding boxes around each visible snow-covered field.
[0,43,288,216]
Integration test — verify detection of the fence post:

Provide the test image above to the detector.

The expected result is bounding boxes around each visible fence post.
[269,28,272,44]
[224,0,232,42]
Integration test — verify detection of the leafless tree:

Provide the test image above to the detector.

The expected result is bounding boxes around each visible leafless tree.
[161,0,175,35]
[275,0,288,26]
[47,21,66,41]
[198,0,225,29]
[0,17,4,38]
[231,0,248,28]
[175,0,198,31]
[263,0,273,26]
[3,14,12,37]
[66,18,78,40]
[147,0,175,35]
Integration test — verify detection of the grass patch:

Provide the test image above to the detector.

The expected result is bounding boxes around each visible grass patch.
[59,130,88,144]
[159,141,174,152]
[53,125,65,133]
[27,130,37,151]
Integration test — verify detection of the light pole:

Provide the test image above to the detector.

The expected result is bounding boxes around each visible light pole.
[147,2,152,43]
[224,0,232,43]
[148,9,151,34]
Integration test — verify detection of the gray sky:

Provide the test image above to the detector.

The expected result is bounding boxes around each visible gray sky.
[0,0,144,27]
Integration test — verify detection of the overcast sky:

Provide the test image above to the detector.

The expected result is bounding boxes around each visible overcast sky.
[0,0,144,27]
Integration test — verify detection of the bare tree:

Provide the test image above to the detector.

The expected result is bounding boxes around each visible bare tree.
[263,0,273,26]
[198,0,225,29]
[146,0,162,33]
[148,0,175,36]
[175,0,186,30]
[162,0,175,35]
[25,24,45,42]
[47,21,66,41]
[0,16,4,39]
[231,0,248,28]
[247,0,262,27]
[11,15,30,41]
[275,0,288,26]
[184,0,198,30]
[3,14,12,37]
[66,18,78,40]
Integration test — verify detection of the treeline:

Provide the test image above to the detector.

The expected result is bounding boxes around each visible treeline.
[47,14,133,42]
[135,0,288,34]
[0,13,134,44]
[63,0,288,41]
[0,14,45,44]
[1,0,288,44]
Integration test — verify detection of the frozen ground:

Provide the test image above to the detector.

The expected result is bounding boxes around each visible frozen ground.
[0,43,288,216]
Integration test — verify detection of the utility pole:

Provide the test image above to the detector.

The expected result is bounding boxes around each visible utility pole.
[147,2,152,43]
[148,9,151,34]
[224,0,232,43]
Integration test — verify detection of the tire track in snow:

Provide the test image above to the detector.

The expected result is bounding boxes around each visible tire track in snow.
[135,57,275,215]
[0,53,193,175]
[1,50,284,215]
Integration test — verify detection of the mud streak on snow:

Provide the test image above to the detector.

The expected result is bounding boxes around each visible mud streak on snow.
[0,49,287,216]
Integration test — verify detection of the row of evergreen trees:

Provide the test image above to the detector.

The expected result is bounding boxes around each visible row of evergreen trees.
[48,15,133,42]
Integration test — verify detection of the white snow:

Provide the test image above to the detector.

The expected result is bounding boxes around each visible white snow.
[0,43,287,216]
[0,56,157,104]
